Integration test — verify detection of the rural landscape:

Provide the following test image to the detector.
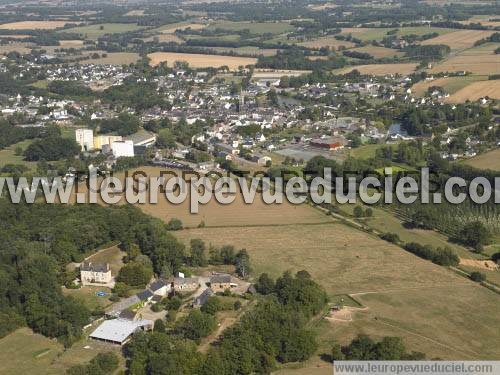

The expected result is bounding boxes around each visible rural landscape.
[0,0,499,374]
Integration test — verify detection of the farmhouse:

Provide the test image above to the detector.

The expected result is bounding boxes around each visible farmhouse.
[80,262,112,286]
[149,279,171,297]
[210,274,232,291]
[89,319,153,345]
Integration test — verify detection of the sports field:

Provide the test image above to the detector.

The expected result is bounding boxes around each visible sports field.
[147,52,257,69]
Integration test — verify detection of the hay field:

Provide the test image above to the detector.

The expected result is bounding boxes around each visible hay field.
[205,46,277,56]
[463,148,500,171]
[421,29,495,50]
[445,80,500,102]
[460,15,500,28]
[176,223,500,362]
[297,36,355,50]
[411,76,485,96]
[338,63,418,76]
[148,52,256,69]
[0,21,68,30]
[348,45,403,58]
[253,69,311,78]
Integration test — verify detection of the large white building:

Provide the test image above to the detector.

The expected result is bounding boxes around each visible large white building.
[112,140,135,158]
[75,129,94,151]
[80,262,112,286]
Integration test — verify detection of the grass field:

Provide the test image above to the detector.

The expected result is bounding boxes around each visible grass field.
[206,21,293,35]
[62,23,145,39]
[0,140,37,171]
[147,52,257,70]
[175,220,500,366]
[348,45,403,58]
[349,143,388,159]
[155,22,206,34]
[463,148,500,171]
[411,75,486,96]
[204,46,277,56]
[0,21,68,30]
[83,52,140,65]
[0,327,124,374]
[445,80,500,102]
[297,36,355,50]
[337,63,418,76]
[142,33,184,43]
[421,29,495,50]
[340,26,452,42]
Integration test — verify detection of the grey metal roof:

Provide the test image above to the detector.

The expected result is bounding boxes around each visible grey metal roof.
[150,280,168,291]
[90,319,152,344]
[137,289,154,301]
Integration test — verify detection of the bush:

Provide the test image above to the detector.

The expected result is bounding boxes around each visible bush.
[380,232,400,244]
[167,218,183,231]
[116,262,153,288]
[469,271,486,282]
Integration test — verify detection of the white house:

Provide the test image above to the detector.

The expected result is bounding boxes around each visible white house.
[80,262,112,286]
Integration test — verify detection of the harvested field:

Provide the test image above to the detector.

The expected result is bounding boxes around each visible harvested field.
[421,29,495,50]
[348,45,403,58]
[58,39,84,47]
[460,15,500,28]
[411,76,485,96]
[297,36,355,50]
[459,258,499,271]
[205,46,277,56]
[429,43,500,75]
[0,21,68,30]
[68,167,331,228]
[337,63,418,76]
[147,52,256,69]
[463,148,500,171]
[445,80,500,102]
[0,34,31,39]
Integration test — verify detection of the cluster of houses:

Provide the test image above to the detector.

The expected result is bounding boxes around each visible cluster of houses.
[84,261,242,345]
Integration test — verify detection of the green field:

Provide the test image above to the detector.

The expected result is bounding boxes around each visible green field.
[207,21,294,35]
[61,23,145,39]
[341,26,453,42]
[0,140,37,171]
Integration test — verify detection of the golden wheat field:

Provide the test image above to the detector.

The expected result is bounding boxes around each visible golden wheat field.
[58,39,84,47]
[429,43,500,75]
[148,52,257,69]
[338,63,418,76]
[421,29,495,50]
[0,21,69,30]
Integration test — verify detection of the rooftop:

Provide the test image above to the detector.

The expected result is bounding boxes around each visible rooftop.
[90,319,152,344]
[81,262,109,273]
